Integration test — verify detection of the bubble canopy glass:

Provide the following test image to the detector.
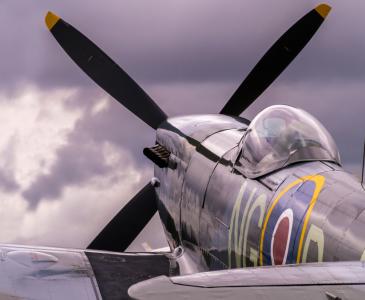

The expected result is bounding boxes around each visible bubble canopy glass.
[236,105,341,178]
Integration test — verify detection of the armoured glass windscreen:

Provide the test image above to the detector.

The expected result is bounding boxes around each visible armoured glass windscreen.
[236,105,341,178]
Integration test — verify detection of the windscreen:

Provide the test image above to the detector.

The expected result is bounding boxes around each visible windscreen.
[236,105,340,178]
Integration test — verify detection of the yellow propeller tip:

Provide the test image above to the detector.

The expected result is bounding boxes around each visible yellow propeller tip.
[45,11,60,30]
[315,4,331,19]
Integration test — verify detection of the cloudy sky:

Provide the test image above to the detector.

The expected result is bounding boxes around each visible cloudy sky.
[0,0,364,251]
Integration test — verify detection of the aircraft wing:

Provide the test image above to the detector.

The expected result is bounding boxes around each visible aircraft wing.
[1,243,365,300]
[129,261,365,300]
[0,243,171,300]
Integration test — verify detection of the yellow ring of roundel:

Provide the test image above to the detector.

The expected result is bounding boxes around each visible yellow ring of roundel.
[259,175,325,266]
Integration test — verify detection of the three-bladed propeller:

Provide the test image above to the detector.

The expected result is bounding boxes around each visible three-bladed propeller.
[45,4,331,252]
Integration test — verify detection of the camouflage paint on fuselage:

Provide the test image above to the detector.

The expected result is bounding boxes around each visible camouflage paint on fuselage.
[155,115,365,273]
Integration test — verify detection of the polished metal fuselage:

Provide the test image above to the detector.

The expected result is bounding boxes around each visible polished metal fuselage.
[154,114,365,273]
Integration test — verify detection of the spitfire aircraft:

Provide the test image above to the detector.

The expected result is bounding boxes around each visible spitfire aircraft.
[0,3,364,300]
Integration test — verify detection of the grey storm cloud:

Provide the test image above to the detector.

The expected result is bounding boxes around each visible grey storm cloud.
[0,169,20,193]
[1,0,365,91]
[0,135,20,193]
[22,139,112,206]
[2,0,365,209]
[22,93,154,207]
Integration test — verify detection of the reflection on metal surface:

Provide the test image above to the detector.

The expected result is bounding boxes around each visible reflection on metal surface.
[129,261,365,300]
[7,250,58,269]
[170,261,365,287]
[201,129,244,158]
[0,245,101,300]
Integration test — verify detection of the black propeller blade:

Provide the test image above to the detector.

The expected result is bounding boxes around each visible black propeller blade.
[45,12,167,130]
[220,4,331,116]
[88,182,157,252]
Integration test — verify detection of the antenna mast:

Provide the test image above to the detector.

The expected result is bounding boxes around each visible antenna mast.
[361,140,365,190]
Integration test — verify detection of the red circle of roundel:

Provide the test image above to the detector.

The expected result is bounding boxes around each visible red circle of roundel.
[270,208,293,265]
[272,217,290,265]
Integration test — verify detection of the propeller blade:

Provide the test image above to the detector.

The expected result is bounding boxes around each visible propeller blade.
[88,182,157,252]
[45,12,167,129]
[220,4,331,116]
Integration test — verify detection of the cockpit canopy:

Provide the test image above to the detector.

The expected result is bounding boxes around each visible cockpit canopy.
[236,105,341,178]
